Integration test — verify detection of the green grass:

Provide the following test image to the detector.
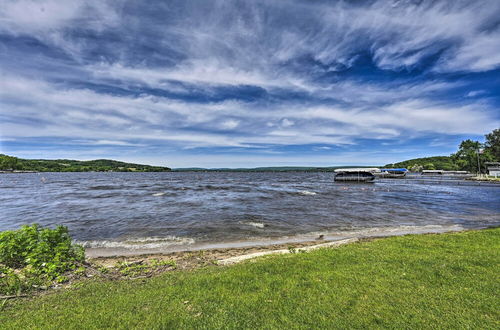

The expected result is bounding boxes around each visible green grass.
[2,229,499,329]
[470,176,500,182]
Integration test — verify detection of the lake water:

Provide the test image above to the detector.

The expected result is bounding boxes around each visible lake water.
[1,172,499,256]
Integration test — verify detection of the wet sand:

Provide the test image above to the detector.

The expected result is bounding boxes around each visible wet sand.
[89,238,336,271]
[86,223,468,263]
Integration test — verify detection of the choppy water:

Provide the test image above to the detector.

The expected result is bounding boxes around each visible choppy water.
[0,172,499,255]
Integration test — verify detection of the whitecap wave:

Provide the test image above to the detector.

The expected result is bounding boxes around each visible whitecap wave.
[356,224,463,235]
[298,190,317,196]
[245,222,266,229]
[152,192,165,196]
[77,236,195,250]
[317,224,465,239]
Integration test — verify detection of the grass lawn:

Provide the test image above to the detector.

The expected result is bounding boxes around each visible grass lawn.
[1,228,499,329]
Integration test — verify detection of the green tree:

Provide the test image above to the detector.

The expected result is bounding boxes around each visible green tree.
[451,139,493,173]
[423,163,436,170]
[409,164,423,172]
[452,139,479,172]
[0,154,19,170]
[484,128,500,161]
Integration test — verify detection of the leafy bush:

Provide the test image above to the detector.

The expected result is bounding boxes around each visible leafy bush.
[423,163,436,170]
[0,224,84,295]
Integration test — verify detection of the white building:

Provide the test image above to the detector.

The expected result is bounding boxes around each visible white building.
[485,162,500,176]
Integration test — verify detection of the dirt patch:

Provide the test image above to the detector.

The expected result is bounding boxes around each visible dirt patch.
[3,238,360,301]
[89,238,340,272]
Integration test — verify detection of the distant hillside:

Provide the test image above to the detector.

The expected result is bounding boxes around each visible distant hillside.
[0,154,171,172]
[384,156,459,171]
[173,166,337,172]
[173,166,378,172]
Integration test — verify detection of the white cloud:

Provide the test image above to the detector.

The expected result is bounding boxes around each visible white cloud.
[436,32,500,72]
[466,90,486,98]
[2,74,497,152]
[220,119,240,130]
[281,118,294,128]
[0,0,83,33]
[1,1,499,166]
[0,0,120,36]
[2,0,499,80]
[298,101,498,136]
[92,140,145,147]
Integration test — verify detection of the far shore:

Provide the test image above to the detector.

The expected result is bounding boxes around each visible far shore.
[467,175,500,183]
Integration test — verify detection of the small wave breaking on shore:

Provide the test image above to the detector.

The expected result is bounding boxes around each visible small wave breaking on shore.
[324,224,466,238]
[243,221,267,229]
[77,236,195,250]
[80,223,473,257]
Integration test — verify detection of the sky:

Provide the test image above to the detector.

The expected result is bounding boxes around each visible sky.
[1,0,499,168]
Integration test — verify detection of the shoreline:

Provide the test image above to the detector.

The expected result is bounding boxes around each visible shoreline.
[87,224,472,268]
[467,175,500,183]
[4,227,498,328]
[90,238,336,270]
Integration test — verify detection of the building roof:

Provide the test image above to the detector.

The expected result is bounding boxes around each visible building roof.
[382,168,408,172]
[334,168,380,173]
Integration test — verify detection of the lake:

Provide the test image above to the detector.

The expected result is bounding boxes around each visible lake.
[1,172,499,256]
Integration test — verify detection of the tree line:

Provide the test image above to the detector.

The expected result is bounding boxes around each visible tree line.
[385,128,500,173]
[0,155,171,172]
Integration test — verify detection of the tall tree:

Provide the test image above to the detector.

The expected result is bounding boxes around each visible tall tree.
[0,154,19,170]
[452,138,496,173]
[484,128,500,161]
[452,140,481,173]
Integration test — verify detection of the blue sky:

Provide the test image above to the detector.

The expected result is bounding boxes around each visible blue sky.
[1,0,499,168]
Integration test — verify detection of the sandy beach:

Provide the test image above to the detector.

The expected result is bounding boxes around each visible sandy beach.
[89,238,337,271]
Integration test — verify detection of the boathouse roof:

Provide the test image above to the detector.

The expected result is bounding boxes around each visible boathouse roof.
[334,168,380,173]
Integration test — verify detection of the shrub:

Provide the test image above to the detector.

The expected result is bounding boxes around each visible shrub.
[423,163,436,170]
[0,224,85,294]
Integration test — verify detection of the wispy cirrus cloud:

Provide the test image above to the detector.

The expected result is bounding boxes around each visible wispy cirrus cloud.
[1,0,499,167]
